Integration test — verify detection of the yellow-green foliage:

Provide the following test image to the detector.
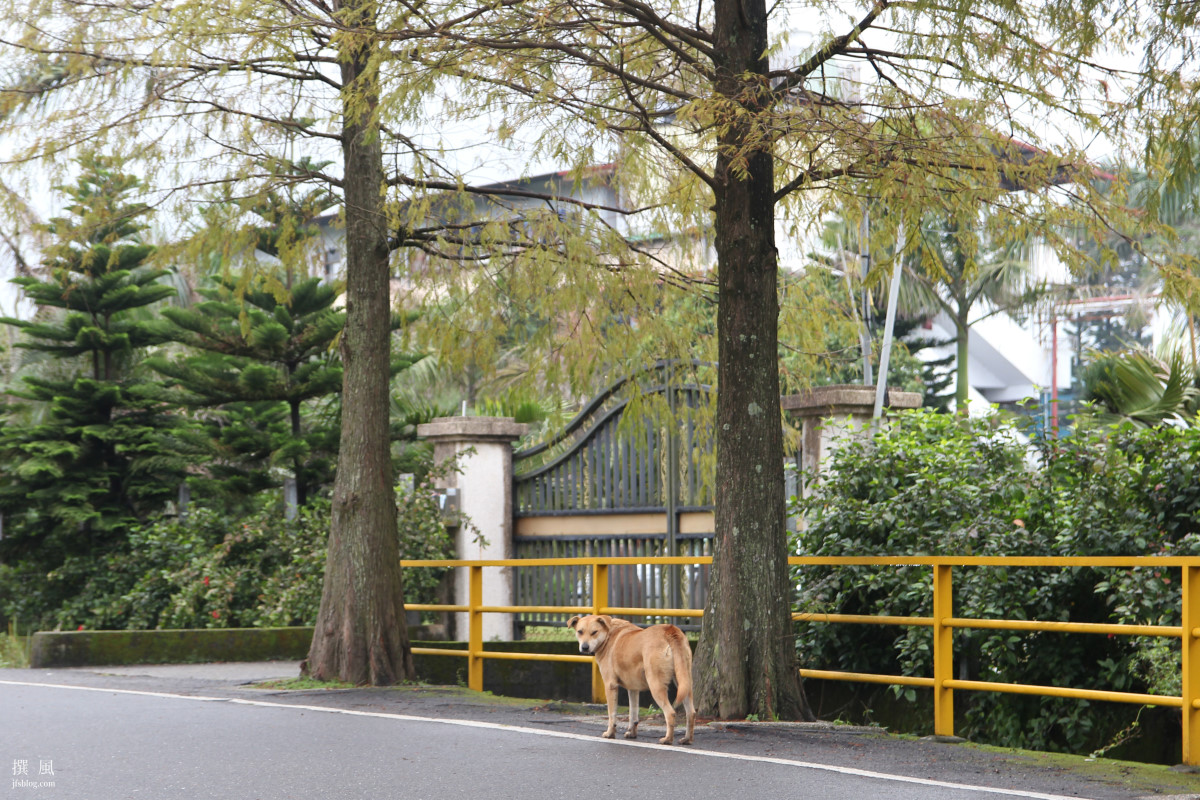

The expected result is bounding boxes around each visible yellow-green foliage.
[1,0,1192,412]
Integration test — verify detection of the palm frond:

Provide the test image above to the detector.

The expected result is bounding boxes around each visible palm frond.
[1079,347,1198,427]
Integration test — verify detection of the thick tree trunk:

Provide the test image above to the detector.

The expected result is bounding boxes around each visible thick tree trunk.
[691,0,812,722]
[305,1,414,685]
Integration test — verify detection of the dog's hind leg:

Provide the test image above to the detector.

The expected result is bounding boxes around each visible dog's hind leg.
[680,691,695,745]
[624,690,640,739]
[666,627,695,745]
[648,682,675,745]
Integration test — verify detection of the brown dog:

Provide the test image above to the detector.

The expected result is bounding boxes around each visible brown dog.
[567,614,696,745]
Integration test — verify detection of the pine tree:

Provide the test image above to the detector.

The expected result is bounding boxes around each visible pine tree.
[0,154,182,579]
[149,274,346,509]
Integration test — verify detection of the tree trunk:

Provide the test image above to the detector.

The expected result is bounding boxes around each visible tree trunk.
[955,307,970,414]
[691,0,812,722]
[305,0,414,685]
[289,397,308,509]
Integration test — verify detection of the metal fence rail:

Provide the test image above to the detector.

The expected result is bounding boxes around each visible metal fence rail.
[401,554,1200,765]
[513,534,712,631]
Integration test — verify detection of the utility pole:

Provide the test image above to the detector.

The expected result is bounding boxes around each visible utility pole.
[860,207,874,386]
[873,224,906,420]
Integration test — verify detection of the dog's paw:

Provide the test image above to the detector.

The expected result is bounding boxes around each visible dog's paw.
[680,736,694,745]
[602,729,616,739]
[623,729,638,740]
[657,736,674,745]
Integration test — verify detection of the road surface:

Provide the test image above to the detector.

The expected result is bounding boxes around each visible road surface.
[1,663,1195,800]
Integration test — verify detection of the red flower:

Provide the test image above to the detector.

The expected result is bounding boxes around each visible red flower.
[211,610,220,619]
[203,576,210,586]
[77,625,85,631]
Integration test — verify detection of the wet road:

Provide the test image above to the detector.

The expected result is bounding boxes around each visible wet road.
[1,664,1192,800]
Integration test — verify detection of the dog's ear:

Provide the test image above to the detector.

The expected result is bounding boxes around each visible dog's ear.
[567,615,582,630]
[595,616,610,632]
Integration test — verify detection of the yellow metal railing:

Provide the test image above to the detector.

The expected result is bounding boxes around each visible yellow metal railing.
[401,555,1200,765]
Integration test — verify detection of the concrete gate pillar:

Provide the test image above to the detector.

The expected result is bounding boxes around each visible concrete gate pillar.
[782,384,922,498]
[416,416,529,642]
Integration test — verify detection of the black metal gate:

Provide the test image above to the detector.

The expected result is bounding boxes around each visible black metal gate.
[512,362,715,633]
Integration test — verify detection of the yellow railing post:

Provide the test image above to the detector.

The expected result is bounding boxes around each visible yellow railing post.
[933,562,954,737]
[468,564,483,692]
[591,561,609,704]
[1183,565,1200,765]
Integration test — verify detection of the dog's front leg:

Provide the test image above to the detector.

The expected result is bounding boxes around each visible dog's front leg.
[624,690,640,739]
[603,681,619,739]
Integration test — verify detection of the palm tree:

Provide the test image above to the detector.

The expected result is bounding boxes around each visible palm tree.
[1097,139,1200,372]
[900,214,1046,413]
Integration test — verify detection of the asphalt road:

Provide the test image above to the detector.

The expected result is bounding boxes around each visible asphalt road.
[2,663,1198,800]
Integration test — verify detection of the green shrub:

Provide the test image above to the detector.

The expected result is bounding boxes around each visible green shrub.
[397,474,455,614]
[793,409,1200,754]
[33,500,329,630]
[151,501,330,629]
[0,457,462,631]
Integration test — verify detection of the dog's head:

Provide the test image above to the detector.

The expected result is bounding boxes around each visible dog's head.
[567,614,611,655]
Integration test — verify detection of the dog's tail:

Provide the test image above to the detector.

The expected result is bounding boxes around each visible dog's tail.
[664,625,694,708]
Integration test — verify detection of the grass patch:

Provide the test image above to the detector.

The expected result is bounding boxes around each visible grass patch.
[251,676,357,690]
[247,677,599,715]
[0,633,31,668]
[389,683,587,709]
[962,741,1200,796]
